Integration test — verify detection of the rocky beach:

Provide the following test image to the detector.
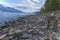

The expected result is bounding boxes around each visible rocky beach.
[0,10,60,40]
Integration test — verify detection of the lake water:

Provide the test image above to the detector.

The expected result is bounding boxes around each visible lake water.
[0,12,36,26]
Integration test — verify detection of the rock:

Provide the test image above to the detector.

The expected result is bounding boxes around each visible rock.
[15,30,23,35]
[31,29,39,35]
[20,33,30,39]
[48,33,55,38]
[0,34,8,40]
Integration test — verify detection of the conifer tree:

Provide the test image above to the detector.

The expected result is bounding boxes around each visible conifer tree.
[40,0,60,12]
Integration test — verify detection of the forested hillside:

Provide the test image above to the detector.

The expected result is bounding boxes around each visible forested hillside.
[40,0,60,12]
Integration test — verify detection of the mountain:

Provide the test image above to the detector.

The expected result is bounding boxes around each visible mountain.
[0,5,23,13]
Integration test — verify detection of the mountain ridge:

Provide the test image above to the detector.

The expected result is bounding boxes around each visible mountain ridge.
[0,5,23,13]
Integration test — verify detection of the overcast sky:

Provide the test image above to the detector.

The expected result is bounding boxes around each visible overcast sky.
[0,0,45,12]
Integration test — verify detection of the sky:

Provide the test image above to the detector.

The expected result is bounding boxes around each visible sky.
[0,0,45,12]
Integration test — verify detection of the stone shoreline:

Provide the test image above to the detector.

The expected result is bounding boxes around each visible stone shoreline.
[0,11,60,40]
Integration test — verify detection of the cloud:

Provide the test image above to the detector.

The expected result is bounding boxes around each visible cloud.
[32,0,40,2]
[0,2,14,7]
[14,0,45,12]
[0,0,45,12]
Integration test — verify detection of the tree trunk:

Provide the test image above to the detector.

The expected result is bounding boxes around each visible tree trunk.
[53,20,58,32]
[47,19,50,29]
